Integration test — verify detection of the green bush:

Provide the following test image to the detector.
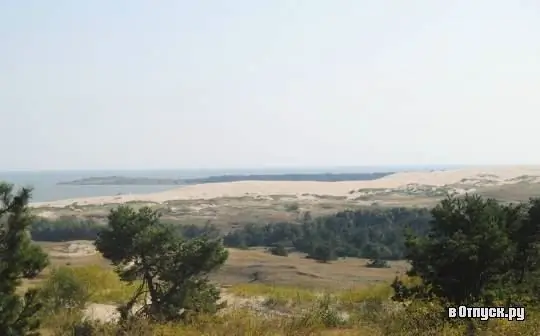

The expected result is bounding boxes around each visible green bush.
[308,245,337,263]
[269,244,288,257]
[284,203,299,212]
[365,259,390,268]
[39,267,91,313]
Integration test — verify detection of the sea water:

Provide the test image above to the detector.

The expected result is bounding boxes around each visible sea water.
[0,165,461,202]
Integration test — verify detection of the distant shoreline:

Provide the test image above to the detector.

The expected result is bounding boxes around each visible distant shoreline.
[28,166,540,208]
[57,172,395,186]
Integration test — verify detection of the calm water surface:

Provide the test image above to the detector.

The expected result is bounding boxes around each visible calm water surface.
[0,166,460,202]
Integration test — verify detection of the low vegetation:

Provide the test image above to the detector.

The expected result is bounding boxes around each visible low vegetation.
[31,217,103,241]
[4,180,540,334]
[268,244,289,257]
[31,207,432,262]
[94,205,229,322]
[223,207,431,260]
[0,183,50,335]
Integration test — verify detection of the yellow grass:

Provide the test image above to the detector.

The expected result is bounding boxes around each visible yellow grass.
[34,265,540,336]
[28,242,540,335]
[67,265,139,303]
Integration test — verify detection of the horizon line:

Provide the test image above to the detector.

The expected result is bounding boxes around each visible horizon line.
[2,164,538,174]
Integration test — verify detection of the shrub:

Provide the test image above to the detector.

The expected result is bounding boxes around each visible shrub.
[0,183,49,335]
[308,245,337,263]
[269,244,288,257]
[365,259,390,268]
[95,206,229,322]
[285,203,299,212]
[39,267,91,313]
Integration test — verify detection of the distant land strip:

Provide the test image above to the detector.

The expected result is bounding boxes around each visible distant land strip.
[56,172,395,186]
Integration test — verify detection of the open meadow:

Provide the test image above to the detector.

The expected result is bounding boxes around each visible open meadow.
[30,241,408,290]
[25,241,540,335]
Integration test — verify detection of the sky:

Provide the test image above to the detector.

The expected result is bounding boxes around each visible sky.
[1,0,539,170]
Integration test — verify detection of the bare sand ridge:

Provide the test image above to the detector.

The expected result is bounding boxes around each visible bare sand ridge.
[30,166,540,208]
[83,291,285,323]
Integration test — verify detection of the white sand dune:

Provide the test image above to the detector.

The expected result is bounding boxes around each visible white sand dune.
[30,166,540,208]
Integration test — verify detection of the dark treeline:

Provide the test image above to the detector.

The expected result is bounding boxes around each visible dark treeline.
[30,207,433,260]
[185,172,394,184]
[222,208,432,259]
[58,172,394,185]
[30,217,104,241]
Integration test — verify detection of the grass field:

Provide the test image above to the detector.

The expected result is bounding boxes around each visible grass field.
[32,181,540,231]
[215,248,408,288]
[33,195,364,229]
[31,241,407,291]
[23,234,540,336]
[30,242,540,335]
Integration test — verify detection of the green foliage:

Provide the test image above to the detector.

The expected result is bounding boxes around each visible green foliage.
[224,207,431,259]
[170,222,221,240]
[365,259,390,268]
[392,194,540,309]
[268,244,288,257]
[284,202,299,212]
[308,244,337,263]
[295,293,348,328]
[63,265,139,304]
[38,267,90,313]
[0,183,49,335]
[30,217,220,243]
[21,244,49,279]
[94,205,229,323]
[30,217,103,241]
[30,207,432,262]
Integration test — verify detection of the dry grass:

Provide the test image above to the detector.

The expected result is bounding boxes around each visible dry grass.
[476,182,540,202]
[25,242,407,295]
[214,248,408,289]
[30,195,397,230]
[33,179,540,230]
[18,242,109,293]
[37,279,540,336]
[34,180,540,231]
[25,245,540,336]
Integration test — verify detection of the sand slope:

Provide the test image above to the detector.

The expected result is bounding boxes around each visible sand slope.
[30,166,540,208]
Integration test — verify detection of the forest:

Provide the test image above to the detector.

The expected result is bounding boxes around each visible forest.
[30,206,432,260]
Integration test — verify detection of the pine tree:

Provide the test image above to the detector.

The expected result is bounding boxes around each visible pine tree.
[95,205,228,322]
[0,183,49,335]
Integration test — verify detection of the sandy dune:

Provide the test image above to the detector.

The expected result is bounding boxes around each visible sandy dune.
[83,290,285,323]
[30,166,540,208]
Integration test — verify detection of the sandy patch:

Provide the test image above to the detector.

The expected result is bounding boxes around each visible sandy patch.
[47,241,98,258]
[34,211,59,219]
[83,289,293,323]
[30,166,540,208]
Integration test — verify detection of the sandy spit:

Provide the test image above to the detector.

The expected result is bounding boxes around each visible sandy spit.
[29,166,540,208]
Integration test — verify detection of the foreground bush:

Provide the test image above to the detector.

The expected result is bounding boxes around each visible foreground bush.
[39,267,91,313]
[42,265,139,304]
[95,205,229,322]
[40,297,540,336]
[0,183,49,335]
[30,273,540,335]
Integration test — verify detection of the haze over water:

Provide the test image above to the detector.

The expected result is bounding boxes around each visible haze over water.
[0,165,461,202]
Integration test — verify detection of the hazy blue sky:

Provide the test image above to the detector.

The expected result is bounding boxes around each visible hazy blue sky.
[1,1,539,170]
